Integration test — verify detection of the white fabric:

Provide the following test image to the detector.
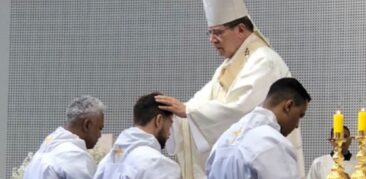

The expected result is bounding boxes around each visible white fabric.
[207,107,300,179]
[23,127,96,179]
[307,154,357,179]
[202,0,248,26]
[94,127,181,179]
[166,33,298,179]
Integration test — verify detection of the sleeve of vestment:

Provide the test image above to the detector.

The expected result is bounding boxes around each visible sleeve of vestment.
[251,141,299,179]
[138,155,181,179]
[56,148,96,179]
[207,145,252,179]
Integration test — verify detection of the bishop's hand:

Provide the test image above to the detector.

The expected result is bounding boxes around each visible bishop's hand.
[154,95,187,118]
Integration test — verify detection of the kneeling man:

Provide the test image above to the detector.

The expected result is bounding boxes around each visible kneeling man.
[207,78,311,179]
[94,92,180,179]
[24,95,106,179]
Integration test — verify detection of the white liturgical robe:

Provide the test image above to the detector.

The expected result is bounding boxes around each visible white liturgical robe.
[307,154,357,179]
[94,127,181,179]
[23,127,96,179]
[166,33,304,179]
[207,107,299,179]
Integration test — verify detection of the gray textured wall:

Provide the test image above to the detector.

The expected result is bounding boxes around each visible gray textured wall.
[0,0,10,178]
[4,0,366,178]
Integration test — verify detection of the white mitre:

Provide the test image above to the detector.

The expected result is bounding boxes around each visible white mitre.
[202,0,269,44]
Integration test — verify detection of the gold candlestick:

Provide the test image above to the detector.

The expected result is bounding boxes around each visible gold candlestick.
[351,131,366,179]
[327,132,349,179]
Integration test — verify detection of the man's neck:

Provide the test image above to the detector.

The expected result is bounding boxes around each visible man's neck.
[136,125,156,136]
[64,125,83,139]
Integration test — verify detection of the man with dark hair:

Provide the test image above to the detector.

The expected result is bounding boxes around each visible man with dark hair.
[307,126,356,179]
[94,92,180,179]
[24,95,106,179]
[154,0,299,178]
[207,78,311,179]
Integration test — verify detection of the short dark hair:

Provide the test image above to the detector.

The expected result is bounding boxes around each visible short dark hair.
[133,92,173,126]
[266,78,311,107]
[223,16,254,32]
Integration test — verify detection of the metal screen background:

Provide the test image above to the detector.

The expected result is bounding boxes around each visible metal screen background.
[4,0,366,178]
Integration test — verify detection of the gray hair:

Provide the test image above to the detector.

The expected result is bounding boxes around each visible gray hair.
[66,95,106,122]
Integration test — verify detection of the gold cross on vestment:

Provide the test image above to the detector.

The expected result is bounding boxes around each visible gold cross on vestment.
[114,147,124,157]
[233,129,241,137]
[45,136,53,144]
[230,128,242,144]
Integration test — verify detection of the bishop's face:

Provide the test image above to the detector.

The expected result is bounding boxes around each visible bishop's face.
[207,24,245,59]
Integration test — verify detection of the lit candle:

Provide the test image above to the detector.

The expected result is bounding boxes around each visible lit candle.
[333,110,344,133]
[358,108,366,131]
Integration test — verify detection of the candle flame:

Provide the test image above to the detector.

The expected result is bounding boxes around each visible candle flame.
[361,108,365,112]
[335,110,342,114]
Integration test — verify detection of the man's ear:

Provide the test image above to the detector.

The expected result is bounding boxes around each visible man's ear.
[82,118,92,132]
[154,114,163,128]
[237,23,247,33]
[284,99,294,113]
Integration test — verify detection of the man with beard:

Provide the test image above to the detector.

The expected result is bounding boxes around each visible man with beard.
[93,92,181,179]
